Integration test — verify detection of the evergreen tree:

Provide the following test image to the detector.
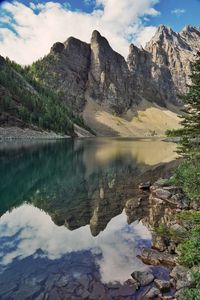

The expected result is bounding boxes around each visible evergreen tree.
[178,52,200,158]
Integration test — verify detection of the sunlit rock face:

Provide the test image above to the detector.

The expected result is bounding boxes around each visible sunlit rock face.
[144,25,200,104]
[30,26,200,113]
[127,25,200,106]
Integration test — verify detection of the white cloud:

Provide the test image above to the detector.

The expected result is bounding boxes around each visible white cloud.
[136,26,157,47]
[171,8,186,17]
[0,0,160,64]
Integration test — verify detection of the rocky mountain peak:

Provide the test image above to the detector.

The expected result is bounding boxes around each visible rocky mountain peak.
[181,25,200,34]
[180,26,200,51]
[50,42,65,54]
[144,25,200,104]
[88,31,132,113]
[147,24,183,48]
[64,36,89,49]
[90,29,114,54]
[91,30,102,41]
[29,25,200,118]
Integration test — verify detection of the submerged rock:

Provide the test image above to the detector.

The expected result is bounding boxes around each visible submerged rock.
[90,281,106,299]
[144,286,160,299]
[124,278,139,290]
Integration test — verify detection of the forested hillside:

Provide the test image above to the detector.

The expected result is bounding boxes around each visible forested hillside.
[0,56,88,136]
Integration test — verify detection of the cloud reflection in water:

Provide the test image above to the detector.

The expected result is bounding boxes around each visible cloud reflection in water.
[0,204,151,283]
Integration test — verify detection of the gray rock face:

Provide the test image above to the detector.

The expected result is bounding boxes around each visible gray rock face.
[87,30,132,113]
[36,37,91,112]
[32,26,200,114]
[127,44,168,106]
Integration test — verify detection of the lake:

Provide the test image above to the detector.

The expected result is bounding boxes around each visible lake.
[0,138,177,300]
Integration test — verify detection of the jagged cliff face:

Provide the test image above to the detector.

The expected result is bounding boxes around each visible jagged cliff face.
[145,25,200,103]
[127,25,200,105]
[87,30,133,114]
[33,37,91,112]
[31,25,200,114]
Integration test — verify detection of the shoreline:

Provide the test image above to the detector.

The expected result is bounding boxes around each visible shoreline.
[0,126,70,141]
[0,126,175,141]
[133,180,199,299]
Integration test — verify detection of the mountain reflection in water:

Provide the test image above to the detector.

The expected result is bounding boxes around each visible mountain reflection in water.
[0,138,178,299]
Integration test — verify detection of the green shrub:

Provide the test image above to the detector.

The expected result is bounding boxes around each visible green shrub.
[154,224,170,237]
[172,160,200,201]
[192,270,200,288]
[178,211,200,226]
[181,288,200,300]
[177,227,200,267]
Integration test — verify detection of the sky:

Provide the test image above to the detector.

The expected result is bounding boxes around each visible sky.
[0,0,200,65]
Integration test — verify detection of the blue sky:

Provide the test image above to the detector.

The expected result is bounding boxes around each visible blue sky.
[150,0,200,31]
[0,0,199,64]
[1,0,200,30]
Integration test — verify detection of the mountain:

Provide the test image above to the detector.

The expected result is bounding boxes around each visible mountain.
[1,25,200,137]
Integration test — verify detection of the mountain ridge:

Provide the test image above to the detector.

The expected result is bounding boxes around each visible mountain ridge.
[1,24,200,137]
[30,25,200,111]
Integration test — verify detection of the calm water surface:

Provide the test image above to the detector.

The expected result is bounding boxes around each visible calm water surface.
[0,138,177,300]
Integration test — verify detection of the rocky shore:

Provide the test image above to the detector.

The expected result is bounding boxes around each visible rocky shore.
[0,126,69,140]
[131,180,200,299]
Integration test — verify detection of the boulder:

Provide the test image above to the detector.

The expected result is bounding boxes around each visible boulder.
[152,235,168,252]
[139,248,176,267]
[169,194,189,209]
[170,223,187,240]
[170,266,194,290]
[154,279,171,292]
[153,188,172,200]
[131,270,154,286]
